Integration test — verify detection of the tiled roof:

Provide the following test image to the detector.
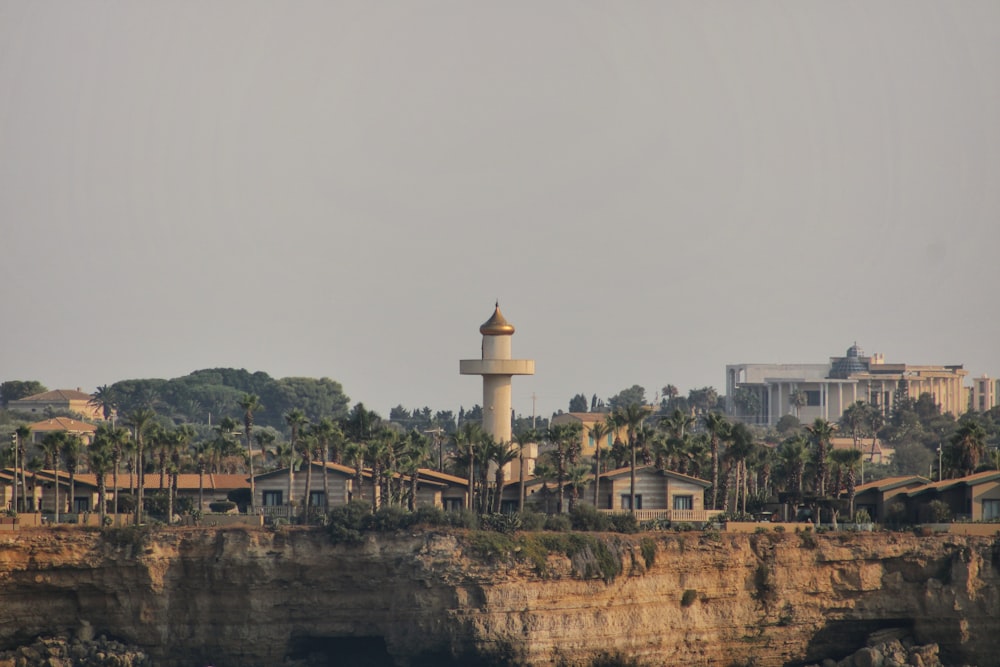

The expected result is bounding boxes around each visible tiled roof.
[15,389,93,402]
[417,468,469,486]
[906,470,1000,497]
[28,417,98,432]
[853,476,930,494]
[73,473,250,490]
[252,462,372,481]
[599,464,711,487]
[554,412,614,423]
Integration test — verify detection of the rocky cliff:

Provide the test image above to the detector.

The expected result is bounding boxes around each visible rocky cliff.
[0,526,996,666]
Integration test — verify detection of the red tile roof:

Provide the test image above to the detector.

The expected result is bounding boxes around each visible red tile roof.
[16,389,93,402]
[28,417,97,432]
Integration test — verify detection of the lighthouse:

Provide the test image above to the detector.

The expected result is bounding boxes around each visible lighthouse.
[459,303,535,448]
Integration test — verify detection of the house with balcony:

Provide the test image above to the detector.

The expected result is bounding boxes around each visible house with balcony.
[591,465,718,522]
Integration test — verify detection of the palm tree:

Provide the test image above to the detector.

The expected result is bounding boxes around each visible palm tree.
[566,463,592,512]
[40,432,67,522]
[949,421,987,477]
[491,441,520,513]
[126,407,157,525]
[14,425,31,512]
[545,423,580,514]
[830,448,863,518]
[89,385,118,422]
[283,408,308,510]
[193,440,214,514]
[254,430,276,471]
[365,433,392,512]
[614,403,651,514]
[588,419,611,508]
[727,423,756,515]
[238,393,262,512]
[87,432,115,525]
[806,418,837,497]
[104,424,130,516]
[298,428,318,522]
[342,441,366,502]
[312,418,342,513]
[703,412,731,510]
[789,389,807,418]
[453,422,482,511]
[867,405,886,462]
[61,434,83,517]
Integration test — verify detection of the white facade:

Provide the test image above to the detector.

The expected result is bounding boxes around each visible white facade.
[727,344,968,426]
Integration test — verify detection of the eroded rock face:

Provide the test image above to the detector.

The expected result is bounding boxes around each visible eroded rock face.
[0,527,996,666]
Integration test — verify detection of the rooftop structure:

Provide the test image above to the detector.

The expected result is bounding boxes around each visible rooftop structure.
[726,344,968,427]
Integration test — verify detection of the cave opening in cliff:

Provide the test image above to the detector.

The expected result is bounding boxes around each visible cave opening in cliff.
[286,635,393,666]
[797,618,915,666]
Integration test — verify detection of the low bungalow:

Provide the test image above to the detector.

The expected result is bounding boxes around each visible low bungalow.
[515,465,720,523]
[905,470,1000,523]
[851,476,930,522]
[252,463,468,518]
[592,465,718,522]
[415,468,469,511]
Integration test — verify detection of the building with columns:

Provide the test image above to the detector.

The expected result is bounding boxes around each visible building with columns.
[459,303,536,480]
[726,343,968,426]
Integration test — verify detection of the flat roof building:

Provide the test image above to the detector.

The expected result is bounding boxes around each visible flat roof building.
[726,343,968,427]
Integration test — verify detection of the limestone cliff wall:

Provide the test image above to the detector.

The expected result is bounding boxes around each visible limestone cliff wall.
[0,526,996,666]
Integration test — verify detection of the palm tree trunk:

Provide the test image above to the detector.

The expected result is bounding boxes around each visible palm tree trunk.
[112,460,120,516]
[629,435,637,514]
[135,444,144,526]
[53,462,60,524]
[710,438,719,510]
[322,448,330,514]
[593,446,601,509]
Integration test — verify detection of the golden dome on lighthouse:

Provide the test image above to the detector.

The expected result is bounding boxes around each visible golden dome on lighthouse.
[480,302,515,336]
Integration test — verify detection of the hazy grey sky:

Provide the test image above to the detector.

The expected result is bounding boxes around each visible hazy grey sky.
[1,2,997,420]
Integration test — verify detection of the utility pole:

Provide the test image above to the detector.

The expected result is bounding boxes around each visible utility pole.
[531,393,537,429]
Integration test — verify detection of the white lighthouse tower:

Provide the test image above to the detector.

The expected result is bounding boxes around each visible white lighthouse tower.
[459,303,535,449]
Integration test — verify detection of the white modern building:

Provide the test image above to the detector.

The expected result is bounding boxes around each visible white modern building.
[726,344,968,426]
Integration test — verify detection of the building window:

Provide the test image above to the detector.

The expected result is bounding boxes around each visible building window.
[620,494,642,510]
[983,500,1000,520]
[805,390,821,407]
[263,491,283,506]
[309,491,325,507]
[74,497,90,513]
[673,495,693,511]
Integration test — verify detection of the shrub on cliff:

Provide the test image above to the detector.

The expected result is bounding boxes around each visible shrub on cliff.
[208,500,237,514]
[327,500,371,543]
[519,510,546,531]
[544,514,571,532]
[608,513,638,534]
[569,504,612,532]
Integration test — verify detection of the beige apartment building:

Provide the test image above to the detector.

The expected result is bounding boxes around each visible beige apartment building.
[726,344,968,427]
[970,374,998,412]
